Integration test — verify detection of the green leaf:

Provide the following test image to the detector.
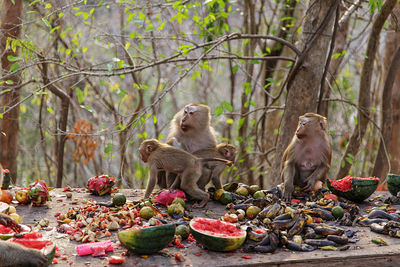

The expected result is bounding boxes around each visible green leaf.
[7,55,22,62]
[226,118,234,124]
[238,117,245,129]
[80,105,93,113]
[215,106,223,117]
[153,115,157,124]
[222,101,233,112]
[243,82,251,96]
[10,62,20,72]
[76,88,84,104]
[47,107,54,114]
[232,65,238,74]
[5,80,14,85]
[104,143,113,154]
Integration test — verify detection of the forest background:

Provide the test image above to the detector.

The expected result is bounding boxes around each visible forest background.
[0,0,399,190]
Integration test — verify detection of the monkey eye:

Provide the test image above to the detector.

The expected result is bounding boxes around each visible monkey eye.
[189,111,194,115]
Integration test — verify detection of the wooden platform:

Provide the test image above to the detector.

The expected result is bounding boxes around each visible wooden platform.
[13,189,400,266]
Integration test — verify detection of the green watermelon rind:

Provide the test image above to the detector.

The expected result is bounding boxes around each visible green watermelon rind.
[117,224,175,254]
[189,218,246,252]
[42,243,56,267]
[327,178,378,203]
[387,173,400,196]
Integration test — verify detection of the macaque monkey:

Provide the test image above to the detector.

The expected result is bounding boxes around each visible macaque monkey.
[157,103,218,188]
[140,139,232,208]
[0,213,48,267]
[193,143,237,190]
[280,113,332,201]
[170,143,237,190]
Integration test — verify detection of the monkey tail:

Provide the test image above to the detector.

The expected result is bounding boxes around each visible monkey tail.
[200,158,233,166]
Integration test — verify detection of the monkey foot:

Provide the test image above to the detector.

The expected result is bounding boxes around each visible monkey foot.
[192,195,210,209]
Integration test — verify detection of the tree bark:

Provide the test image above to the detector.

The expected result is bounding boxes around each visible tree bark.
[0,0,23,183]
[374,3,400,178]
[268,0,338,187]
[336,0,397,180]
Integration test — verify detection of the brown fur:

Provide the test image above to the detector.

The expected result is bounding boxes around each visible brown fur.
[0,213,47,267]
[280,113,332,201]
[140,139,231,208]
[157,103,217,189]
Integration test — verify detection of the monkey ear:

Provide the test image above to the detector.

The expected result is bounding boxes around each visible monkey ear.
[319,118,327,131]
[146,145,153,153]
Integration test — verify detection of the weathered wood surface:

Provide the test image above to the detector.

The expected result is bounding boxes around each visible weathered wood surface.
[13,189,400,266]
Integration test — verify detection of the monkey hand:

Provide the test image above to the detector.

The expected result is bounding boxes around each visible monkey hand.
[282,184,293,202]
[302,179,315,193]
[0,213,22,232]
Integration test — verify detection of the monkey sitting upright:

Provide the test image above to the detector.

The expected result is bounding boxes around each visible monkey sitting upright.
[157,103,218,189]
[280,113,332,201]
[139,139,232,208]
[0,213,48,267]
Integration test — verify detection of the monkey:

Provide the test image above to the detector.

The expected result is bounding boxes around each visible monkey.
[157,103,218,189]
[139,139,232,208]
[280,113,332,201]
[193,143,237,190]
[169,143,237,190]
[0,213,48,267]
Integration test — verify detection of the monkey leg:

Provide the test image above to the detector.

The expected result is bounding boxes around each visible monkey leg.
[302,163,330,192]
[170,175,181,189]
[210,165,224,189]
[197,168,212,190]
[180,171,209,208]
[282,161,296,202]
[0,242,48,267]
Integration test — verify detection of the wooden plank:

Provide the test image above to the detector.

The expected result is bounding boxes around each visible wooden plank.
[12,189,400,266]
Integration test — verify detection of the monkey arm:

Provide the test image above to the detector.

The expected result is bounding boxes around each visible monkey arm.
[282,160,296,201]
[302,162,330,192]
[0,242,47,266]
[0,213,22,232]
[144,167,158,199]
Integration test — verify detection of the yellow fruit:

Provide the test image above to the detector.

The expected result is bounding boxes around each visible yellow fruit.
[214,189,225,201]
[140,206,154,219]
[9,213,21,224]
[246,206,261,219]
[6,206,16,214]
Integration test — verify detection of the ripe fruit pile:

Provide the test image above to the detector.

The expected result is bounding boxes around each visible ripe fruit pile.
[86,175,115,196]
[15,180,52,205]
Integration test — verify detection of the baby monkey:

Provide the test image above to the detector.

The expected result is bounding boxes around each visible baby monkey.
[169,143,237,190]
[0,213,48,267]
[192,143,237,190]
[139,139,232,208]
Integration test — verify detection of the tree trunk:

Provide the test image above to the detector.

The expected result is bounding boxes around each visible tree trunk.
[0,0,23,183]
[373,3,400,178]
[268,0,338,187]
[335,0,397,180]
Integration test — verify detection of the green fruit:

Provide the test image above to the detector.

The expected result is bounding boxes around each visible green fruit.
[387,173,400,196]
[112,193,127,206]
[167,203,184,217]
[246,205,261,219]
[118,224,176,254]
[249,185,261,195]
[189,217,246,252]
[253,190,265,199]
[235,187,249,197]
[327,176,380,203]
[219,192,233,205]
[223,182,238,192]
[331,206,344,219]
[214,189,225,201]
[140,206,154,219]
[42,243,56,267]
[172,197,186,208]
[175,225,190,240]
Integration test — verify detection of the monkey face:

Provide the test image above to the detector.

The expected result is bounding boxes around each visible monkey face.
[180,105,200,131]
[296,117,312,138]
[139,147,148,162]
